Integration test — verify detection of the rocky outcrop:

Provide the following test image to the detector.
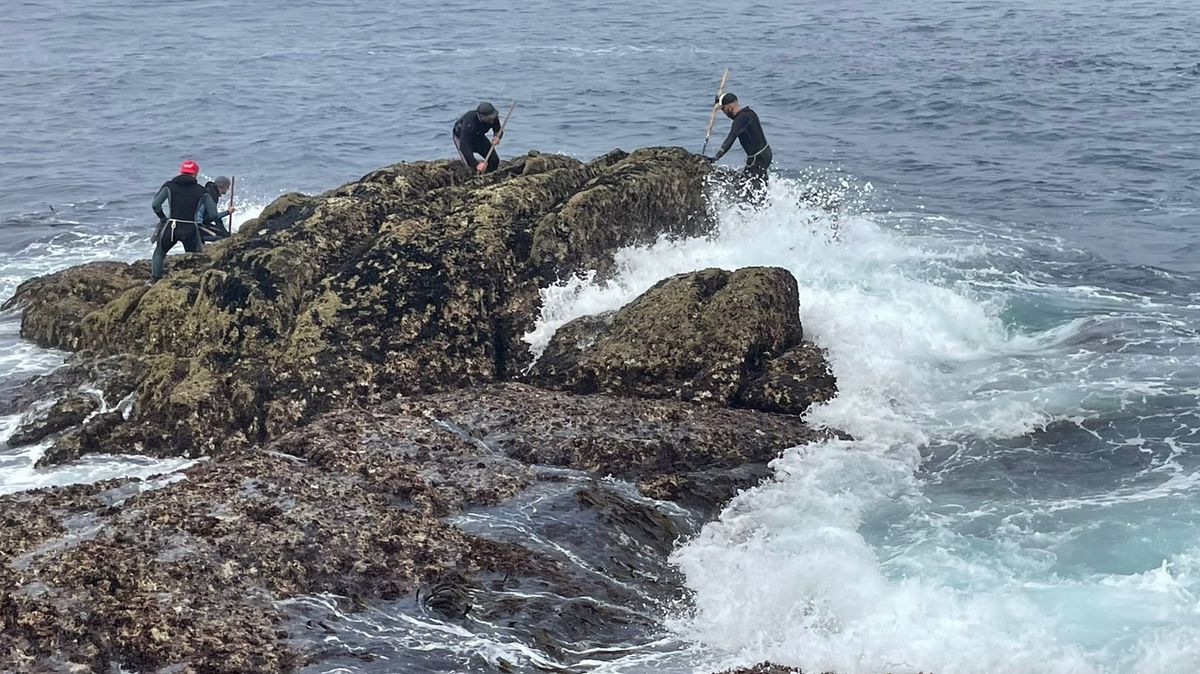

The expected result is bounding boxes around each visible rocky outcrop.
[0,385,826,673]
[1,354,143,459]
[737,341,838,415]
[2,149,713,460]
[0,148,847,673]
[714,665,803,674]
[0,355,141,418]
[1,261,146,352]
[7,391,100,447]
[530,267,837,415]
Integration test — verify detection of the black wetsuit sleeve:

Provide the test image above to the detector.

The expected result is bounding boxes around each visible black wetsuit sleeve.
[715,114,750,160]
[492,117,502,139]
[152,185,169,220]
[200,194,223,228]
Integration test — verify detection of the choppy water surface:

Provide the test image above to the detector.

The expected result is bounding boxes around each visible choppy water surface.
[4,0,1200,671]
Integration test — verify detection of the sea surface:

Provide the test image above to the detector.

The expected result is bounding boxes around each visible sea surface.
[3,0,1200,672]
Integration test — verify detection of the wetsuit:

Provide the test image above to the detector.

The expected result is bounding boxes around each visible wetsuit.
[452,110,502,173]
[150,174,220,280]
[714,107,772,199]
[199,181,232,242]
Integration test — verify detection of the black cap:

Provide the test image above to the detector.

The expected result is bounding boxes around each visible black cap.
[716,93,738,106]
[477,101,498,119]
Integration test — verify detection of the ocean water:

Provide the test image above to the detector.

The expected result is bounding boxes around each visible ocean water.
[4,0,1200,672]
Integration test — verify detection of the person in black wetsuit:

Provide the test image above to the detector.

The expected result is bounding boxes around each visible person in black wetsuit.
[708,92,772,201]
[199,176,235,242]
[453,102,503,174]
[149,160,224,281]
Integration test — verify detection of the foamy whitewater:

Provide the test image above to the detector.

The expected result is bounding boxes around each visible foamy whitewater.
[4,0,1200,670]
[523,176,1200,674]
[4,175,1198,674]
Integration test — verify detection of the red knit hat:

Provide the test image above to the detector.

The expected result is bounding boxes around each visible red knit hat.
[179,159,199,175]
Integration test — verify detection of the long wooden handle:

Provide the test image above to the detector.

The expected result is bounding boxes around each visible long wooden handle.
[482,101,517,170]
[229,176,236,232]
[702,68,730,155]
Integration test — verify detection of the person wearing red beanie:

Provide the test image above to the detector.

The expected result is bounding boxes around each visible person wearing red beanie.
[149,160,223,281]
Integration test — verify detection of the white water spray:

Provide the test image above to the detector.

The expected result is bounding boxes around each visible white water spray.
[528,176,1200,674]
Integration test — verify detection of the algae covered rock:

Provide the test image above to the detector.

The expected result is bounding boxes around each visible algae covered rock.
[1,148,714,460]
[0,384,824,674]
[735,341,838,415]
[530,267,810,405]
[394,382,823,481]
[0,148,847,673]
[529,148,712,277]
[2,260,145,351]
[7,391,100,447]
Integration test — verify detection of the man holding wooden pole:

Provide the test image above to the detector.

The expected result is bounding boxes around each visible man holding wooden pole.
[706,85,773,203]
[453,101,508,174]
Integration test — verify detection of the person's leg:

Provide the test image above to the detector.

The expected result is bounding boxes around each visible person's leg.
[151,237,174,280]
[453,132,474,169]
[744,154,770,205]
[182,225,204,253]
[484,141,500,173]
[470,136,498,173]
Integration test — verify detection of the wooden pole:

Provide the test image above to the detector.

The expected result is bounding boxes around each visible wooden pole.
[481,101,517,173]
[228,175,236,234]
[702,68,730,156]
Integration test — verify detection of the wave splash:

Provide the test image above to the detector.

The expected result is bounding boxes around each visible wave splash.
[529,174,1200,674]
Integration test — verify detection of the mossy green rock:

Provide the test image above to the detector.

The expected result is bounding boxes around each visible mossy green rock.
[530,266,834,412]
[1,261,145,351]
[3,149,712,459]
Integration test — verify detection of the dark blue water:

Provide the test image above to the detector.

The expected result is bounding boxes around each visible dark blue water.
[4,1,1200,672]
[4,0,1198,268]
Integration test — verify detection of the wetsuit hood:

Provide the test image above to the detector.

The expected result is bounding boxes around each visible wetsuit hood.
[171,174,199,187]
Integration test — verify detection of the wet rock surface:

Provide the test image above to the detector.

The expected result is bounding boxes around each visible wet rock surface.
[3,149,713,460]
[0,385,832,673]
[7,391,100,447]
[0,354,142,418]
[735,341,838,415]
[530,267,837,414]
[0,150,845,673]
[714,665,805,674]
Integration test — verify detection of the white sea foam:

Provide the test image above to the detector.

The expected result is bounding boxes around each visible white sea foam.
[527,176,1200,674]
